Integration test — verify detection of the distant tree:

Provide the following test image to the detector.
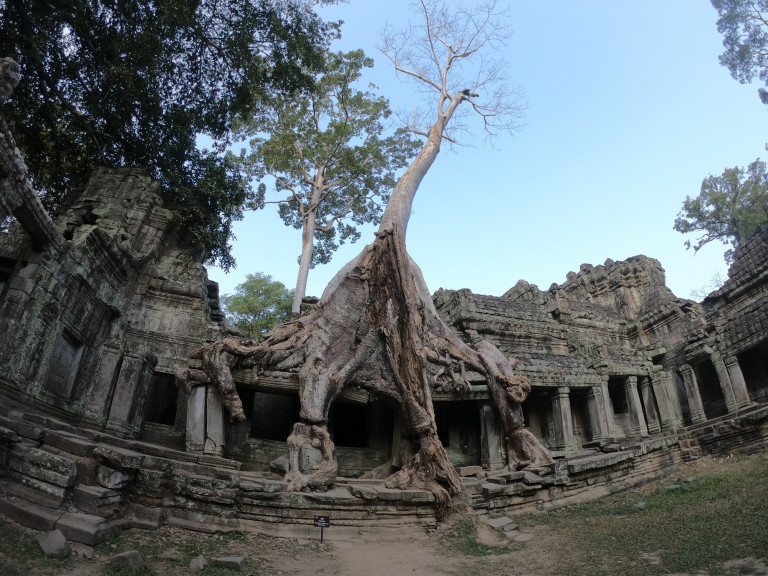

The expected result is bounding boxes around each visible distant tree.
[236,50,419,313]
[712,0,768,104]
[674,159,768,262]
[0,0,339,269]
[221,273,294,339]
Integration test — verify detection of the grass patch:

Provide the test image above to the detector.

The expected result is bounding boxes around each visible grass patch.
[0,518,68,576]
[438,519,507,557]
[527,452,768,576]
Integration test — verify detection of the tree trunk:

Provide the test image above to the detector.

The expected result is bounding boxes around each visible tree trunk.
[292,210,316,314]
[178,92,552,511]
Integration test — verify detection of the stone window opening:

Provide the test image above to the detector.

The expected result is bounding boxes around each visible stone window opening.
[247,391,300,442]
[143,371,179,426]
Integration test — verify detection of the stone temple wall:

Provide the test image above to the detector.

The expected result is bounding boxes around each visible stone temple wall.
[0,87,224,442]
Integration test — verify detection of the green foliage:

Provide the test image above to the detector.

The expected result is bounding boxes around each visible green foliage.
[674,158,768,262]
[0,0,339,270]
[529,452,768,576]
[235,49,420,270]
[221,273,294,338]
[712,0,768,104]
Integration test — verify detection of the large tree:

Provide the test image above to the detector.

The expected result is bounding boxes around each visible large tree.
[221,273,294,339]
[0,0,338,269]
[712,0,768,105]
[179,0,549,513]
[236,50,419,313]
[674,159,768,262]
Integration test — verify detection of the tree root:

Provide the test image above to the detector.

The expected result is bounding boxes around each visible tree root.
[177,225,552,500]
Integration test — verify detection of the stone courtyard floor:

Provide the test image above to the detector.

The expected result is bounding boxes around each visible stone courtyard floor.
[2,453,767,576]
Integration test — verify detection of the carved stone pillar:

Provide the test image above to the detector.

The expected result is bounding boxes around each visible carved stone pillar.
[586,386,610,441]
[479,402,505,469]
[624,376,649,437]
[638,377,661,434]
[680,364,706,423]
[650,371,681,431]
[599,374,620,438]
[204,386,225,456]
[184,384,226,456]
[185,385,206,452]
[552,387,576,452]
[710,351,738,413]
[724,355,751,408]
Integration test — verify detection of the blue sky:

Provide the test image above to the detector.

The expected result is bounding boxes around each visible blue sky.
[209,1,768,301]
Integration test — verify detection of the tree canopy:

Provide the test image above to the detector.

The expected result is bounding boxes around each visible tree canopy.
[236,49,419,313]
[674,158,768,262]
[712,0,768,105]
[0,0,339,269]
[221,273,294,339]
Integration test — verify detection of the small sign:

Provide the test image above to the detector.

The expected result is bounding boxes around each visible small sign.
[313,515,330,528]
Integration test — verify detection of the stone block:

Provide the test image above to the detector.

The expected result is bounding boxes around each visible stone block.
[0,496,62,531]
[484,515,512,529]
[73,485,122,516]
[109,550,146,574]
[349,485,378,500]
[299,445,323,473]
[96,466,133,489]
[522,472,544,485]
[45,431,97,457]
[190,554,207,571]
[212,556,246,572]
[36,529,71,559]
[93,445,144,471]
[486,476,507,485]
[481,483,506,498]
[56,512,127,545]
[7,473,67,508]
[8,446,78,487]
[458,465,483,477]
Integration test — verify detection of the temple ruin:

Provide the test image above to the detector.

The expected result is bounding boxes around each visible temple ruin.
[1,57,768,543]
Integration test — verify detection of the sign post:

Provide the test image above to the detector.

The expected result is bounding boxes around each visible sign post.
[313,515,330,543]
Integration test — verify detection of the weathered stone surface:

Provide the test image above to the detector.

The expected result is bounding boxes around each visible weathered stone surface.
[458,465,483,477]
[212,556,246,572]
[55,512,125,545]
[190,554,207,571]
[97,466,134,490]
[484,516,512,529]
[35,529,71,559]
[109,550,145,574]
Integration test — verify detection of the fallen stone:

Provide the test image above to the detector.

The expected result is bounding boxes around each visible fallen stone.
[349,485,378,500]
[513,533,534,542]
[458,465,483,477]
[522,472,544,485]
[481,483,507,498]
[484,516,512,529]
[634,501,647,509]
[503,522,520,533]
[212,556,246,571]
[486,476,507,485]
[269,454,289,475]
[36,529,71,559]
[190,554,207,571]
[109,550,145,573]
[603,443,623,452]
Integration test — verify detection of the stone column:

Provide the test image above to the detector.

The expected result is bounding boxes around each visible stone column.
[479,402,505,469]
[638,377,661,434]
[724,355,751,408]
[586,386,610,441]
[599,374,620,438]
[710,351,738,413]
[204,386,225,456]
[551,387,576,452]
[185,385,206,452]
[650,371,682,431]
[624,376,649,437]
[680,364,706,423]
